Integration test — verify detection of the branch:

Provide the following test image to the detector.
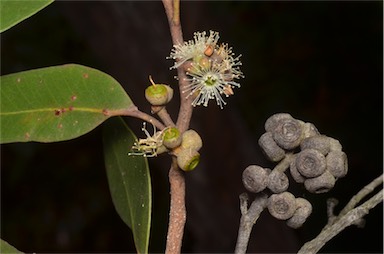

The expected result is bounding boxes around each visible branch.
[162,0,192,253]
[119,105,166,130]
[162,0,193,133]
[298,175,383,254]
[154,106,176,127]
[235,193,268,254]
[339,174,383,217]
[273,152,295,173]
[165,158,186,254]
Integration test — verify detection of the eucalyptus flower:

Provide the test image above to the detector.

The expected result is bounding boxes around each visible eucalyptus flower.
[169,31,243,109]
[128,123,166,157]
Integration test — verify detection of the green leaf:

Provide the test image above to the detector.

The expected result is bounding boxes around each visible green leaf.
[0,64,133,144]
[103,117,151,254]
[0,0,54,33]
[0,239,24,254]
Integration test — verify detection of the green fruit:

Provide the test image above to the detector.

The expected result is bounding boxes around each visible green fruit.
[163,127,182,149]
[177,148,200,172]
[145,85,168,106]
[181,129,202,151]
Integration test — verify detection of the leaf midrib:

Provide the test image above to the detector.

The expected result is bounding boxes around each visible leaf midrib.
[0,107,106,116]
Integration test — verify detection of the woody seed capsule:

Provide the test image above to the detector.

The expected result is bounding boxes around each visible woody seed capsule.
[300,135,331,155]
[272,118,304,150]
[264,113,294,132]
[286,198,312,229]
[242,165,271,193]
[267,170,289,193]
[295,149,326,178]
[268,192,297,220]
[258,132,286,162]
[326,151,348,178]
[304,170,336,194]
[290,158,306,183]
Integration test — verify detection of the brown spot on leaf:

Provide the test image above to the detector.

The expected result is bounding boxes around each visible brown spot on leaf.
[58,123,63,129]
[102,109,110,116]
[83,73,89,78]
[25,133,30,140]
[55,109,62,116]
[17,78,21,83]
[71,95,77,101]
[69,106,74,111]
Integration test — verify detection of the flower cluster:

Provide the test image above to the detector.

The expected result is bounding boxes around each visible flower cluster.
[242,113,348,228]
[129,124,202,172]
[169,31,243,109]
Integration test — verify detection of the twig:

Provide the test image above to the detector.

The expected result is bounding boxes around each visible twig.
[156,106,176,127]
[234,193,268,254]
[165,158,187,254]
[117,105,166,130]
[339,174,383,217]
[162,0,192,253]
[273,152,295,173]
[162,0,194,133]
[175,68,194,133]
[298,175,383,254]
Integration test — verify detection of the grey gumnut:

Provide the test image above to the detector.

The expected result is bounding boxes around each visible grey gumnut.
[264,113,293,132]
[258,132,286,162]
[267,192,297,220]
[242,165,271,193]
[268,170,289,193]
[272,118,304,150]
[327,151,348,178]
[300,135,331,155]
[302,122,320,138]
[296,149,326,178]
[286,198,313,229]
[290,158,306,183]
[304,170,336,194]
[329,137,343,152]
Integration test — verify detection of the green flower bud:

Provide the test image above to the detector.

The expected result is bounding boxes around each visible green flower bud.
[177,148,200,172]
[165,85,174,103]
[163,127,182,149]
[145,76,170,106]
[181,129,203,151]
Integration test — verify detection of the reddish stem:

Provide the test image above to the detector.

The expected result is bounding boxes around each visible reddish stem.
[162,0,192,253]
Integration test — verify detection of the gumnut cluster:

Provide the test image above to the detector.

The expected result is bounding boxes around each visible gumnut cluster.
[169,30,243,109]
[129,124,202,172]
[242,113,348,228]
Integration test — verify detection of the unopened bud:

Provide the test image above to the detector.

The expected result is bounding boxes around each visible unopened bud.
[163,127,182,149]
[181,129,203,151]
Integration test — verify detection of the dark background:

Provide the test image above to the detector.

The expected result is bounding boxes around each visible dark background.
[1,1,382,253]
